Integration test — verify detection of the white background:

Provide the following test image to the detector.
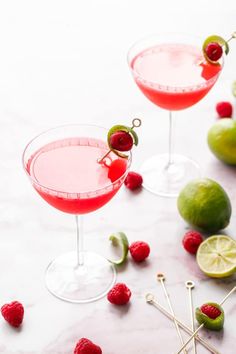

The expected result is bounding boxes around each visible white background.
[0,1,235,353]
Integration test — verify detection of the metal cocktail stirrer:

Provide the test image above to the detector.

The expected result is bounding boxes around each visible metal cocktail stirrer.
[185,281,197,354]
[157,273,188,354]
[145,293,220,354]
[176,286,236,354]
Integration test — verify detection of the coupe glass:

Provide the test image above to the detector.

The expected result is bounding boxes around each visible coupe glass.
[128,34,223,197]
[23,124,131,303]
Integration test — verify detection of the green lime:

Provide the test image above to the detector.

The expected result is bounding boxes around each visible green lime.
[177,178,231,233]
[195,302,224,330]
[109,232,129,265]
[208,119,236,165]
[196,235,236,278]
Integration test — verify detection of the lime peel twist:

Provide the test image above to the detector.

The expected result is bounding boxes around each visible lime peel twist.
[195,302,224,331]
[108,232,129,265]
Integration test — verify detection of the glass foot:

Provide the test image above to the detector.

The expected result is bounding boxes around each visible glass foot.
[45,251,116,303]
[140,153,200,197]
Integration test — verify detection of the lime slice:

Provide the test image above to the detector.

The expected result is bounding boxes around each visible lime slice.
[109,232,129,265]
[202,35,229,64]
[197,235,236,278]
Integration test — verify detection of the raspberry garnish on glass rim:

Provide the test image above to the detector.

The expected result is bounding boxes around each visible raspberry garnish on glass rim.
[98,118,142,164]
[203,31,236,64]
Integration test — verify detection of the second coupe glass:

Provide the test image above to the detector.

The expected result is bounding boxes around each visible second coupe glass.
[128,34,223,197]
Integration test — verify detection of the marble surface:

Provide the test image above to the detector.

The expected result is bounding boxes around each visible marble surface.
[0,1,236,353]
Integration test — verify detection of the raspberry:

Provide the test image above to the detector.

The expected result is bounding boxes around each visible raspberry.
[107,283,131,305]
[216,101,233,118]
[1,301,24,328]
[129,241,150,262]
[200,304,221,319]
[74,338,102,354]
[124,171,143,190]
[205,42,223,62]
[110,131,133,152]
[182,230,203,254]
[108,159,128,182]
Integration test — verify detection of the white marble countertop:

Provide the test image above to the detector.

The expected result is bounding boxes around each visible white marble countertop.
[0,1,235,353]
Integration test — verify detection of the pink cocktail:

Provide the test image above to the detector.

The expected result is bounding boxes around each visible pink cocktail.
[23,124,131,303]
[27,137,127,214]
[128,35,223,197]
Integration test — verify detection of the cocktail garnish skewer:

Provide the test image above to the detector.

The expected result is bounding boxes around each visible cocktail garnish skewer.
[185,281,197,354]
[145,293,220,354]
[157,273,188,354]
[226,31,236,42]
[98,118,142,164]
[176,286,236,354]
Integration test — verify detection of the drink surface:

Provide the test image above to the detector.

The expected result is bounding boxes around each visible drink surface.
[131,43,222,110]
[27,137,127,214]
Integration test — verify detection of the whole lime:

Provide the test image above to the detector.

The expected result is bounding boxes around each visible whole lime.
[208,118,236,165]
[177,178,231,233]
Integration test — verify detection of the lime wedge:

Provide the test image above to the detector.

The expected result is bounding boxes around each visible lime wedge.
[109,232,129,265]
[197,235,236,278]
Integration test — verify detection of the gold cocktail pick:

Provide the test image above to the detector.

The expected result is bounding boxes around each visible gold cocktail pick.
[185,281,197,354]
[176,286,236,354]
[157,273,188,354]
[226,31,236,42]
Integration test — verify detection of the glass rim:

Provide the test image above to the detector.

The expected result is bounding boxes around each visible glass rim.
[127,32,224,92]
[22,123,132,197]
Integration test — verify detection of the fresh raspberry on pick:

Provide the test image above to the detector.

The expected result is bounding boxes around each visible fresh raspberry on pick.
[129,241,150,262]
[205,42,223,62]
[107,283,131,305]
[200,304,222,319]
[124,171,143,190]
[216,101,233,118]
[110,131,133,152]
[182,230,203,254]
[74,338,102,354]
[1,301,24,328]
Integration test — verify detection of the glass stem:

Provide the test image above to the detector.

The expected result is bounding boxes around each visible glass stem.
[167,111,173,166]
[75,215,84,267]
